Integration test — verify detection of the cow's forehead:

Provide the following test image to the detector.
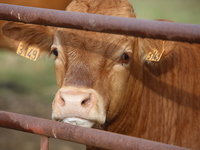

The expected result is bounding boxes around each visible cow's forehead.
[54,28,132,57]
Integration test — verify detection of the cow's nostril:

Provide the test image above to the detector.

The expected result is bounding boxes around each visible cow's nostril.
[81,98,90,106]
[61,97,65,102]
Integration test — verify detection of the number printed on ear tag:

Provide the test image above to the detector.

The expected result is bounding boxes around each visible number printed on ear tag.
[16,42,40,61]
[146,49,165,62]
[146,41,165,62]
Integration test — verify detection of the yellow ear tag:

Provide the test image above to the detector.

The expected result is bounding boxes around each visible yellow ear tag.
[146,49,164,62]
[16,42,40,61]
[146,41,165,62]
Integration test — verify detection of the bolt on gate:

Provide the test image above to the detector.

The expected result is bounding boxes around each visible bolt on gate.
[0,3,200,150]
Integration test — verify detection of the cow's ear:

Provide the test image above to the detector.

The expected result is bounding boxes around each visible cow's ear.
[138,38,176,63]
[138,19,176,63]
[1,22,55,53]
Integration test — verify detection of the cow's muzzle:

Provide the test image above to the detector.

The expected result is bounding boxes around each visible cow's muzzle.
[52,87,106,128]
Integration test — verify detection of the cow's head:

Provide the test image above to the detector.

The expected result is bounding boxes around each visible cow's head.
[1,0,174,128]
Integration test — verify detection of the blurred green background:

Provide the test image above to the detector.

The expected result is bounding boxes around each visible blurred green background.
[0,0,199,150]
[131,0,200,24]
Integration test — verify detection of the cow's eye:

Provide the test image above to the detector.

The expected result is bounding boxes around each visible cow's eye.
[120,53,130,65]
[52,48,58,57]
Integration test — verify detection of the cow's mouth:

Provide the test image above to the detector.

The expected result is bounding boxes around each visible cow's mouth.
[62,117,94,128]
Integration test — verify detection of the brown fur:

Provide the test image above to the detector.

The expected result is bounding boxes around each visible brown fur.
[1,0,200,149]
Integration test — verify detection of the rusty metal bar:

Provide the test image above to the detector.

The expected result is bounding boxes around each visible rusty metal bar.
[0,3,200,43]
[40,136,49,150]
[0,111,190,150]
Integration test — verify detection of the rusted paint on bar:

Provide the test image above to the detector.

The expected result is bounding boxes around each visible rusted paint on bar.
[40,136,49,150]
[0,111,190,150]
[0,3,200,43]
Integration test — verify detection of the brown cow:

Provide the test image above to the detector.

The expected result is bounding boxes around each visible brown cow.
[1,0,200,150]
[0,0,72,49]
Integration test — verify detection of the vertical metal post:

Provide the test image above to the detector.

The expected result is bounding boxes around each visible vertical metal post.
[40,136,49,150]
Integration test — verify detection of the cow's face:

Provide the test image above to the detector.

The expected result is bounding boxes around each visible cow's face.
[51,28,135,127]
[2,20,173,129]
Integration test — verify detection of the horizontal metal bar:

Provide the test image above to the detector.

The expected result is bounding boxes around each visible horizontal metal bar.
[0,3,200,43]
[0,111,190,150]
